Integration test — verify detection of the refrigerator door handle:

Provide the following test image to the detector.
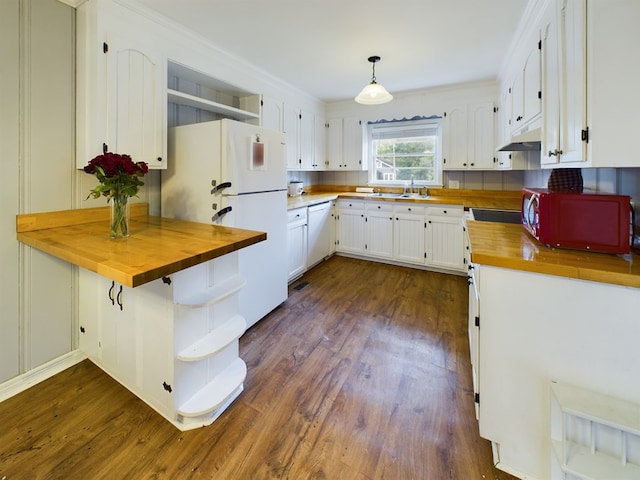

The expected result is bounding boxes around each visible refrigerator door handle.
[211,205,232,223]
[211,181,232,195]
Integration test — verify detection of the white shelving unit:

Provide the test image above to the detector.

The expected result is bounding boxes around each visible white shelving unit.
[167,61,260,124]
[551,382,640,479]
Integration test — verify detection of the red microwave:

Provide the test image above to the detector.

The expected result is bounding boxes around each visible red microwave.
[521,187,631,254]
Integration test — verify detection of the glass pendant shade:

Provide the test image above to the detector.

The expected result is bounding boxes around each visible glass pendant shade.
[355,81,393,105]
[354,55,393,105]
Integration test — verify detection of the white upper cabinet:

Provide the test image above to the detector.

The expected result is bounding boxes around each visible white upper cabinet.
[260,96,284,132]
[539,0,640,168]
[285,106,325,170]
[443,103,495,170]
[326,117,365,170]
[511,36,541,137]
[76,0,167,169]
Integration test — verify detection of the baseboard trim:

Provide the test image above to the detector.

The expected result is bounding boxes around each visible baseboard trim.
[0,350,87,403]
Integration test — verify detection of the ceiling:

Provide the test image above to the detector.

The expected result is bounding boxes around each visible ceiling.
[133,0,529,103]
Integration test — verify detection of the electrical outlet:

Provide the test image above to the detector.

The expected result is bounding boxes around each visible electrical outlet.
[449,180,460,189]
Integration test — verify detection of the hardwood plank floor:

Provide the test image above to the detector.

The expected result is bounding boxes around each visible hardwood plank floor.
[0,256,517,479]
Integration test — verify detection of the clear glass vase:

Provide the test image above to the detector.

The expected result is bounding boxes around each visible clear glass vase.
[110,193,130,238]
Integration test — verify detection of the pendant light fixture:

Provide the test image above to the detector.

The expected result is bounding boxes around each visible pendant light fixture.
[355,55,393,105]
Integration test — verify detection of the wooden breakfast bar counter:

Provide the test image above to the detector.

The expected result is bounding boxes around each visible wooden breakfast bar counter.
[16,203,267,431]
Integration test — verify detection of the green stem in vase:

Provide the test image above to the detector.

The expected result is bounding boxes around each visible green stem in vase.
[110,192,130,238]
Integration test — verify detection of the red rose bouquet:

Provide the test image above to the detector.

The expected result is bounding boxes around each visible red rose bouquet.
[84,152,148,237]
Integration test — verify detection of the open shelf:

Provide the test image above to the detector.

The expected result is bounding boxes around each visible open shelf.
[167,89,259,121]
[552,439,640,479]
[551,383,640,479]
[177,357,247,418]
[175,274,246,308]
[176,314,246,361]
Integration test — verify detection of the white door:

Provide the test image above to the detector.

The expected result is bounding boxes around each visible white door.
[221,119,287,194]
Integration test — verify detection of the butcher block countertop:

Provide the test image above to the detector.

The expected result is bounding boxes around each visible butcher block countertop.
[466,220,640,289]
[16,204,266,288]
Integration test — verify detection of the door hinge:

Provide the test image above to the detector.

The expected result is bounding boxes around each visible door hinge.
[103,42,108,53]
[162,276,172,285]
[475,393,480,404]
[581,127,589,143]
[80,326,85,333]
[424,252,427,258]
[538,90,542,99]
[163,382,173,393]
[493,106,498,113]
[475,316,480,327]
[538,39,542,50]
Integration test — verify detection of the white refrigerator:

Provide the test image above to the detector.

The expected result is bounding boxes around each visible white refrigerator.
[161,119,288,328]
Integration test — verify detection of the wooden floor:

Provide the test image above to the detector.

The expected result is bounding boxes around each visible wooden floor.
[0,256,517,479]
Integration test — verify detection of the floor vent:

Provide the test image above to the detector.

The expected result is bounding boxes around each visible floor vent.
[292,281,309,291]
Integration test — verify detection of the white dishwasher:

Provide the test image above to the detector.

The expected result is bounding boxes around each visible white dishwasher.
[307,201,333,269]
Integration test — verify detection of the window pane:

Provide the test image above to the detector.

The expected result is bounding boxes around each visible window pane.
[369,118,441,185]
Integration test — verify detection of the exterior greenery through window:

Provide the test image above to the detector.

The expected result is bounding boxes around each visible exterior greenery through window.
[368,117,442,186]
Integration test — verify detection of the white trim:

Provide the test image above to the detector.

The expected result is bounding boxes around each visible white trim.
[56,0,86,8]
[0,350,87,403]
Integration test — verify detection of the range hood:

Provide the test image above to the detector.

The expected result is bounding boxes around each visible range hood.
[498,117,542,151]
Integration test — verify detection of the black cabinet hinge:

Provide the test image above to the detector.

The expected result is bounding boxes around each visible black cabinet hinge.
[538,39,542,50]
[475,393,480,404]
[80,326,85,333]
[475,316,480,328]
[103,42,108,53]
[162,276,172,285]
[538,91,542,99]
[163,382,173,393]
[493,106,498,113]
[581,127,589,143]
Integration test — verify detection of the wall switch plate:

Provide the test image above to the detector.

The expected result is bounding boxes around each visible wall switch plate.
[449,180,460,189]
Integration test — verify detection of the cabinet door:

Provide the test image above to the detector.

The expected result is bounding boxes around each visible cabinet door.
[467,102,496,169]
[299,109,315,169]
[314,113,326,170]
[105,33,166,169]
[287,209,307,280]
[442,105,468,169]
[427,210,465,271]
[557,0,586,164]
[522,40,541,127]
[365,203,394,259]
[393,205,426,265]
[326,118,343,168]
[261,95,284,132]
[307,203,332,267]
[343,117,364,170]
[284,105,300,169]
[541,0,561,166]
[336,201,365,254]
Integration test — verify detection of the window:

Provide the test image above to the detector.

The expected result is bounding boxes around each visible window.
[368,117,442,186]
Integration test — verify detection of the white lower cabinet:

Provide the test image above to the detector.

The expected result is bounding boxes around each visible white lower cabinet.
[287,207,308,282]
[426,205,465,271]
[393,204,426,264]
[366,201,394,259]
[78,253,247,431]
[336,199,365,254]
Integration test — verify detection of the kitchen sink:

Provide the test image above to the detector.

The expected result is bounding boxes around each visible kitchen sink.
[368,193,430,199]
[471,208,521,224]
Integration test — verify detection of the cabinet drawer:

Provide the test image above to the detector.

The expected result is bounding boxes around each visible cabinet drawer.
[426,205,463,217]
[287,207,307,224]
[394,204,425,216]
[366,201,393,213]
[337,199,365,211]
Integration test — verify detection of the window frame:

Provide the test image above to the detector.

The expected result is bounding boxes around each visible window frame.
[367,117,443,187]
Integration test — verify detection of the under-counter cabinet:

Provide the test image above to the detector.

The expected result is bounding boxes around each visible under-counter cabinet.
[366,201,394,259]
[426,205,465,271]
[79,254,247,431]
[287,207,308,281]
[76,0,166,169]
[393,204,426,264]
[336,199,365,254]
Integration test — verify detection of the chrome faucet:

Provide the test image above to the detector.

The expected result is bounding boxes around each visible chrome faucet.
[410,175,415,194]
